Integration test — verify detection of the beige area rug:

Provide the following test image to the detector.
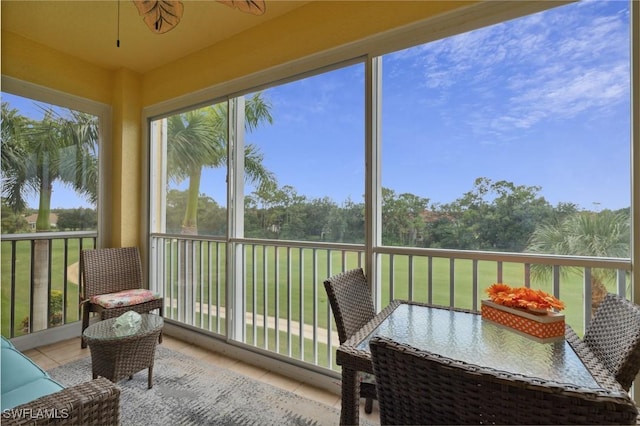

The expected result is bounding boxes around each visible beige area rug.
[49,346,364,426]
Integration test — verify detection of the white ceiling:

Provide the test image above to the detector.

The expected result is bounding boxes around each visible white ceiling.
[1,1,310,74]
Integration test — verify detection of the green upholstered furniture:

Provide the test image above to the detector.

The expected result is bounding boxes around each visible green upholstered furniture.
[1,336,120,425]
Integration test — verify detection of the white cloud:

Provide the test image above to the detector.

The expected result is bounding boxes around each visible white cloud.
[386,1,630,140]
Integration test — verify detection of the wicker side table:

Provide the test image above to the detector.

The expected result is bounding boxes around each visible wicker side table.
[83,313,164,389]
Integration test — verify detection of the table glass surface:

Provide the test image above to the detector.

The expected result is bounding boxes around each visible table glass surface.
[83,313,164,341]
[356,303,599,388]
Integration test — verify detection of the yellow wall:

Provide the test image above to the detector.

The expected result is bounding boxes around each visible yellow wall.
[0,31,113,105]
[109,69,143,248]
[142,0,474,105]
[0,0,474,247]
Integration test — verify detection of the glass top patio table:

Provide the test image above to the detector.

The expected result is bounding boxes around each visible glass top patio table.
[83,313,164,341]
[355,302,599,388]
[335,300,635,425]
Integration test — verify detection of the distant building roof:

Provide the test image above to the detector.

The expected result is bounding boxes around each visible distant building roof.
[24,213,58,229]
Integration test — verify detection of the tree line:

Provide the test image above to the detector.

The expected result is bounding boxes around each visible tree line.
[162,177,630,257]
[1,200,97,234]
[2,98,630,257]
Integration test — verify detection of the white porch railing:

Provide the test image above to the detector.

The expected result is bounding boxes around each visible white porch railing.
[149,234,631,372]
[0,232,631,372]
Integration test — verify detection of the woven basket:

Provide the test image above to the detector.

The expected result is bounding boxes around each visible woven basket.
[481,299,565,343]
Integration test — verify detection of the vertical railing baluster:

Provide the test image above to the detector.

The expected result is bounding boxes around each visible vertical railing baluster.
[163,238,170,319]
[263,245,268,348]
[216,242,222,334]
[427,256,433,304]
[250,244,256,345]
[327,248,334,368]
[10,241,17,337]
[47,240,53,329]
[29,240,35,334]
[203,241,208,329]
[449,258,455,307]
[155,238,162,315]
[553,265,561,298]
[178,239,183,321]
[389,254,395,301]
[274,245,280,353]
[583,267,592,331]
[312,248,318,364]
[287,247,300,357]
[191,240,197,326]
[206,241,211,331]
[287,247,292,357]
[165,239,171,320]
[524,263,531,287]
[299,248,305,361]
[170,240,176,321]
[199,241,204,329]
[472,259,479,312]
[408,255,414,301]
[62,238,69,324]
[241,242,248,343]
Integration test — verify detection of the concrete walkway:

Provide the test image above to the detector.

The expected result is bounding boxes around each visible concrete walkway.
[165,298,340,347]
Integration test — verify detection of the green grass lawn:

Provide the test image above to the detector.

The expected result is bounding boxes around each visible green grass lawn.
[158,242,620,345]
[3,239,620,345]
[1,238,92,336]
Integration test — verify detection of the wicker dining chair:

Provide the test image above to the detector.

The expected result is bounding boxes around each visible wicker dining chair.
[370,335,446,425]
[80,247,164,348]
[583,293,640,391]
[324,268,377,414]
[369,335,638,425]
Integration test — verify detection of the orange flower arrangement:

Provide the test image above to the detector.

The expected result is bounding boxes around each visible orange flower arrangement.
[486,283,565,312]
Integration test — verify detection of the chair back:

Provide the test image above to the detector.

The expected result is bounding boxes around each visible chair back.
[370,336,443,425]
[323,268,375,344]
[81,247,144,299]
[583,293,640,391]
[370,335,639,425]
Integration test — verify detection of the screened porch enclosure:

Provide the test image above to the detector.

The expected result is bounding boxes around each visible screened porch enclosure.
[1,0,638,407]
[144,0,635,377]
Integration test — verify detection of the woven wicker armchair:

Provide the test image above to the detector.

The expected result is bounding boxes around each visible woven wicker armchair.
[324,268,377,414]
[3,377,120,426]
[80,247,163,348]
[583,293,640,391]
[370,335,638,425]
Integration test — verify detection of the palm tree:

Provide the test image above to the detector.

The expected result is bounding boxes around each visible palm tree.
[1,103,29,211]
[1,102,98,331]
[166,93,275,235]
[165,93,275,322]
[2,104,98,228]
[526,210,630,312]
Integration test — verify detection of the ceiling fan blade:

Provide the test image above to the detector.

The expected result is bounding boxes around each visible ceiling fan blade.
[217,0,266,16]
[133,0,184,34]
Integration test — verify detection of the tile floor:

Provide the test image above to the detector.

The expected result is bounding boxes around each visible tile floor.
[24,335,380,425]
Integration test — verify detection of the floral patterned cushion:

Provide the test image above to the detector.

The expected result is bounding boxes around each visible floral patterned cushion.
[90,289,159,309]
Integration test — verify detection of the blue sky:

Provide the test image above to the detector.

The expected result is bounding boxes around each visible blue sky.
[239,0,631,211]
[382,0,631,211]
[3,0,631,211]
